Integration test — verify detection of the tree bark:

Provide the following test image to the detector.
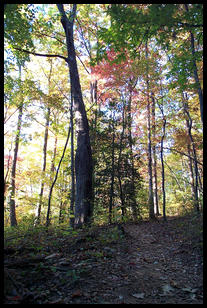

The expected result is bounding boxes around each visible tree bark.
[145,42,155,220]
[109,111,115,224]
[182,93,199,212]
[151,92,160,216]
[160,117,167,221]
[117,97,126,219]
[8,65,23,227]
[57,4,93,228]
[127,91,139,220]
[50,136,57,175]
[186,127,195,201]
[90,79,98,225]
[36,107,50,224]
[69,91,75,228]
[157,91,167,221]
[9,105,22,227]
[4,142,12,197]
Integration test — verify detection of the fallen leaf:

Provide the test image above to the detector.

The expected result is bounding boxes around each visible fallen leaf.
[45,253,60,260]
[182,287,197,293]
[132,293,145,299]
[162,284,174,295]
[170,279,178,287]
[71,289,82,298]
[46,299,66,304]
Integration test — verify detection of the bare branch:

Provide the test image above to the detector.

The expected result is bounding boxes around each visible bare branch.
[13,47,68,63]
[161,146,203,166]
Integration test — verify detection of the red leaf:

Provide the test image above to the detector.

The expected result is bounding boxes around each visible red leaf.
[71,289,82,298]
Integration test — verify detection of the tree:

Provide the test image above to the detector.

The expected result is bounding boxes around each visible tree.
[57,4,93,228]
[4,4,203,226]
[4,4,35,66]
[69,90,75,228]
[8,65,23,226]
[184,4,203,123]
[145,42,155,220]
[46,123,71,227]
[100,4,203,123]
[36,107,50,223]
[182,92,200,212]
[151,93,160,216]
[157,94,167,221]
[108,109,115,224]
[92,49,143,221]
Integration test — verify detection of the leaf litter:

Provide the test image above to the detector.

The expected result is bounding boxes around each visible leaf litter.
[4,214,203,304]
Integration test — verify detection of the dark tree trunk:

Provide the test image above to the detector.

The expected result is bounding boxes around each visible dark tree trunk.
[9,103,23,227]
[145,42,155,220]
[50,136,57,175]
[117,98,126,219]
[160,118,167,221]
[151,92,160,216]
[90,79,98,225]
[9,66,23,227]
[4,143,12,197]
[57,4,93,228]
[109,111,115,224]
[182,93,199,212]
[127,92,139,220]
[36,107,50,224]
[157,92,167,221]
[187,144,195,193]
[69,91,75,228]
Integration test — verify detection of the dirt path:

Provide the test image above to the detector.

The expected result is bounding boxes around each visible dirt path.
[4,215,203,304]
[117,219,203,304]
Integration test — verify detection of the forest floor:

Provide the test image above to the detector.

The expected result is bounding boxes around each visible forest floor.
[4,213,203,304]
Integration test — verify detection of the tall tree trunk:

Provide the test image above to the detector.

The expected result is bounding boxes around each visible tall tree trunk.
[36,107,50,224]
[9,65,23,227]
[184,104,196,204]
[69,91,75,228]
[151,92,160,216]
[59,173,67,224]
[109,111,115,224]
[50,136,57,176]
[160,117,167,221]
[187,143,195,199]
[117,97,126,219]
[90,79,98,225]
[4,142,12,197]
[46,125,71,227]
[57,4,93,228]
[184,4,203,123]
[157,91,167,221]
[128,91,139,220]
[145,42,155,220]
[182,93,199,212]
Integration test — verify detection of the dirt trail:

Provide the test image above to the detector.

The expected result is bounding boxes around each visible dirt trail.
[117,219,203,304]
[4,215,203,304]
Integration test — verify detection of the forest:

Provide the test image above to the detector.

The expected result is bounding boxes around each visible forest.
[4,4,203,304]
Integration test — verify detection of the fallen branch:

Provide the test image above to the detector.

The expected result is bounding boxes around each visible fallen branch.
[5,257,45,268]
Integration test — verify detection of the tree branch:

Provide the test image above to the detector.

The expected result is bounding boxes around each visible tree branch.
[13,47,68,63]
[161,146,203,166]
